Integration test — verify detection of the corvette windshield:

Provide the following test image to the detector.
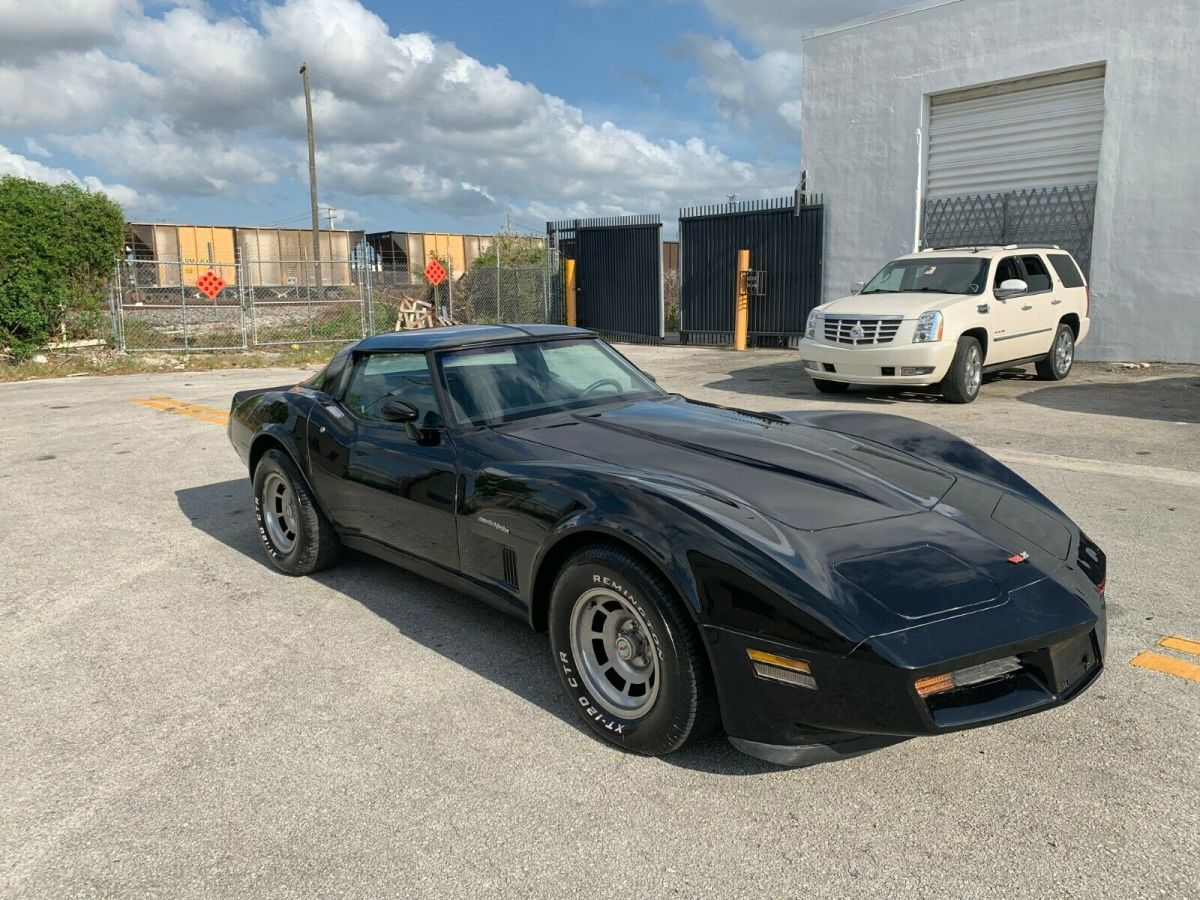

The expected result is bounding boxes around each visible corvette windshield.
[438,338,663,426]
[860,257,989,296]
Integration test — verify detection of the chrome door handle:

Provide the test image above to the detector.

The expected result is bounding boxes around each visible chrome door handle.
[1021,304,1033,311]
[1051,299,1062,305]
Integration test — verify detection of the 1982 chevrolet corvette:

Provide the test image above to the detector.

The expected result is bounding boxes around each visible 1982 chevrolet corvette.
[227,325,1106,765]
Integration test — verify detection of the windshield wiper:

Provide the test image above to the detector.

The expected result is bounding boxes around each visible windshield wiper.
[905,287,958,294]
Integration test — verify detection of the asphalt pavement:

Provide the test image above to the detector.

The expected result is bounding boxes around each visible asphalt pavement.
[1,349,1197,898]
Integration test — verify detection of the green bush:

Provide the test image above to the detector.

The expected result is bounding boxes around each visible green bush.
[0,176,124,358]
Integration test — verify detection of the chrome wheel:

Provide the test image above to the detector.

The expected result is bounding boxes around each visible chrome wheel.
[965,344,982,396]
[1054,328,1074,376]
[261,472,299,554]
[569,587,660,719]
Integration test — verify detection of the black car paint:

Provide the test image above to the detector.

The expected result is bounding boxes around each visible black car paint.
[228,326,1105,761]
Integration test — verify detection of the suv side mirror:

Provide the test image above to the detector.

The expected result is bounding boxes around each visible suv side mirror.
[851,280,866,294]
[995,278,1028,299]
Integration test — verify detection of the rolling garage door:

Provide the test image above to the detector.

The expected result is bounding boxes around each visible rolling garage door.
[922,66,1105,271]
[926,66,1105,197]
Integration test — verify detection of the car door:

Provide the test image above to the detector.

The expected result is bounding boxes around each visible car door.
[307,350,460,569]
[987,255,1030,363]
[1016,254,1061,356]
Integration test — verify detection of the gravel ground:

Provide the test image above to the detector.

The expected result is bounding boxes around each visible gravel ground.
[0,349,1196,898]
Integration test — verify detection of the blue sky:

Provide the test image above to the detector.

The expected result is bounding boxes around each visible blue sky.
[0,0,893,237]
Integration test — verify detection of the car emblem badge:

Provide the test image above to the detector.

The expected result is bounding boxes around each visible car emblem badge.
[1007,551,1030,564]
[849,324,865,340]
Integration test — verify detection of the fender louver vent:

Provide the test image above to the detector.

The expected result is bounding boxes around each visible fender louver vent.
[1076,531,1105,590]
[502,547,519,588]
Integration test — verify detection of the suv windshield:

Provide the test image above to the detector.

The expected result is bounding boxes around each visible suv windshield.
[437,337,663,426]
[861,257,990,296]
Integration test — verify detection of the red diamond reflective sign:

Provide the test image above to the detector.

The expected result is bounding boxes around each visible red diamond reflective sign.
[424,258,447,286]
[196,270,225,299]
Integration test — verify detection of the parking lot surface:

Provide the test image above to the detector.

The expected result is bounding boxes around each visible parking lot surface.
[1,348,1197,898]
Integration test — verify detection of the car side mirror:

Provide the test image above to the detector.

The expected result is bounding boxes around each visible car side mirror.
[851,280,866,294]
[380,399,422,441]
[995,278,1028,299]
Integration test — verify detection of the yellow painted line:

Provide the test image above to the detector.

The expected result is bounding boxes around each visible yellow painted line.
[1159,635,1200,657]
[1130,651,1200,683]
[131,396,228,426]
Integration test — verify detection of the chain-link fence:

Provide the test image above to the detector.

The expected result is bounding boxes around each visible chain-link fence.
[110,251,564,351]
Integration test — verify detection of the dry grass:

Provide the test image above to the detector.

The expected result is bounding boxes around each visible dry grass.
[0,345,336,383]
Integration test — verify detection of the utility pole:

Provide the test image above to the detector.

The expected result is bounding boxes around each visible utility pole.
[300,63,322,290]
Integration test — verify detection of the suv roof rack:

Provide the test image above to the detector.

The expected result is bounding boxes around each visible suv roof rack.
[920,243,1061,253]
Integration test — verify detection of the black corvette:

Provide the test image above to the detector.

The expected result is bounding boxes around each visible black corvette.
[227,324,1106,765]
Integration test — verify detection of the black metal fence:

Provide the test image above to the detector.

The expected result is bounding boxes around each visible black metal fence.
[547,214,663,344]
[678,196,824,346]
[922,183,1097,273]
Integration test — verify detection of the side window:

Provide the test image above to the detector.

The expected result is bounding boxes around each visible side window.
[994,257,1022,289]
[1019,255,1052,293]
[1048,254,1085,288]
[344,353,439,423]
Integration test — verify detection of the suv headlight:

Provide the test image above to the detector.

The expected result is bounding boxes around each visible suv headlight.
[805,309,823,339]
[913,310,944,343]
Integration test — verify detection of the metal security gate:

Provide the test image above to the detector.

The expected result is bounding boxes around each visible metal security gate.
[922,183,1098,273]
[678,196,824,346]
[547,214,663,343]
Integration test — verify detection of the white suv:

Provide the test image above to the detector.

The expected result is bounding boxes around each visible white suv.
[798,245,1091,403]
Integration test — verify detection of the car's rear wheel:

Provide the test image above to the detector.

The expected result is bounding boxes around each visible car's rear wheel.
[253,449,340,575]
[1035,323,1075,381]
[812,378,849,394]
[940,335,983,403]
[548,544,718,756]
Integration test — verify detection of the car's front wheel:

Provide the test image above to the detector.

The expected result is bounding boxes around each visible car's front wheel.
[253,449,340,575]
[940,335,983,403]
[548,544,718,756]
[1035,323,1075,381]
[812,378,849,394]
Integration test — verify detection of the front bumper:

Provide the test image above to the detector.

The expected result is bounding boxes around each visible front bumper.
[798,337,957,386]
[705,596,1105,764]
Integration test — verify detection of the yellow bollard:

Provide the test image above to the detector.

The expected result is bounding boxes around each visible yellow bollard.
[565,258,577,327]
[734,249,750,351]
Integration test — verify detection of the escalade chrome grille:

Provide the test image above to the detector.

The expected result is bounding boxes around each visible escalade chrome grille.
[823,316,903,345]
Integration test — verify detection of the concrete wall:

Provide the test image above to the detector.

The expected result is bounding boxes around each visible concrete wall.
[802,0,1200,362]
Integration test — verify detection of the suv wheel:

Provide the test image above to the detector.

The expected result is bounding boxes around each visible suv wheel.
[1035,324,1075,381]
[812,378,849,394]
[940,336,983,403]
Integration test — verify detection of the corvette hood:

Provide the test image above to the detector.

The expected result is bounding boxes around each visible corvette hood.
[515,396,955,531]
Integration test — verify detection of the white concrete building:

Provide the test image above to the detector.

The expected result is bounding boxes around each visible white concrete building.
[801,0,1200,362]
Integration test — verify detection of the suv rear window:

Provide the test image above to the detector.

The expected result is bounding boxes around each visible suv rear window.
[1048,254,1085,288]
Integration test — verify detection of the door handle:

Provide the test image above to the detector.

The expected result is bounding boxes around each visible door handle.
[1051,299,1062,305]
[1021,304,1033,311]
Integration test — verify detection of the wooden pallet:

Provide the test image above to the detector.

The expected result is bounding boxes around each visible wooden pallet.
[394,298,457,331]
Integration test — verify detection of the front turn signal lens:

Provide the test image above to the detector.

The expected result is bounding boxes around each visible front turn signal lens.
[914,672,955,697]
[747,649,817,690]
[915,656,1023,698]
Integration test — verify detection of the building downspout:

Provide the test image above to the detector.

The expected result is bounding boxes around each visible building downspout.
[912,125,924,253]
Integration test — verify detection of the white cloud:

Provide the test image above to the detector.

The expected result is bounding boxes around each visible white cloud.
[676,35,804,135]
[0,0,131,61]
[55,119,283,195]
[3,0,798,223]
[0,142,161,212]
